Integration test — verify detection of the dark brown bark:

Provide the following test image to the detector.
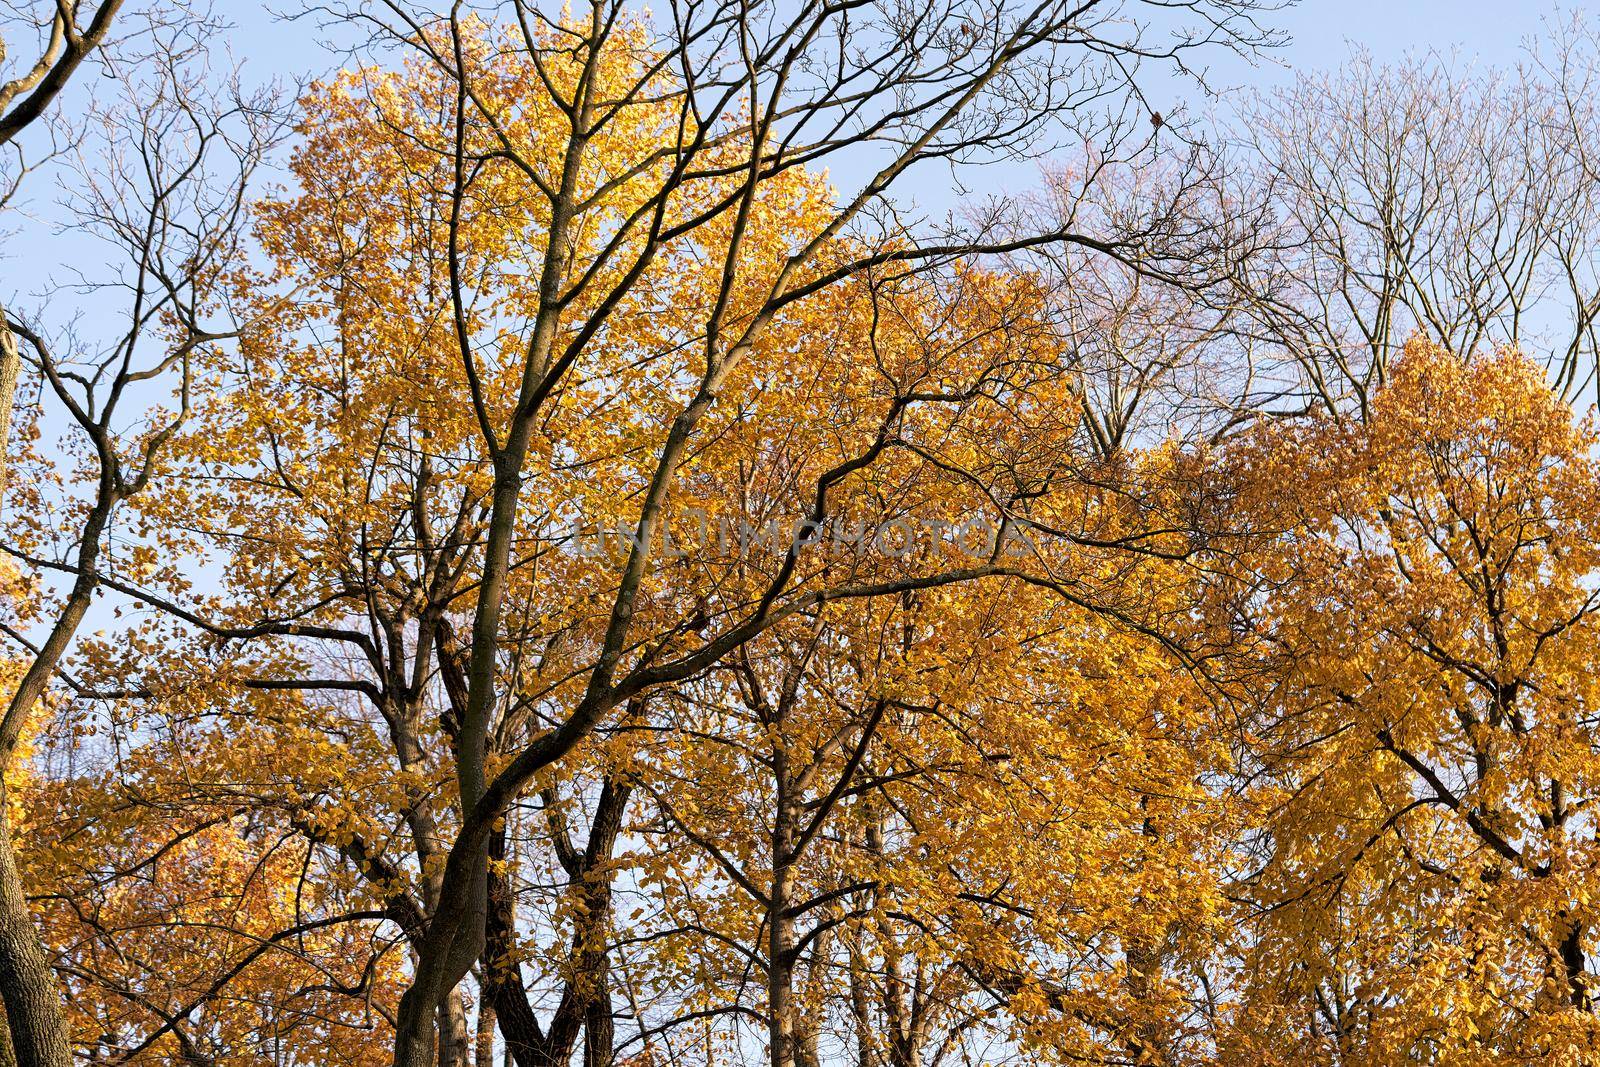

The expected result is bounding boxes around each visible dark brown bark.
[0,1002,16,1067]
[1561,922,1590,1012]
[0,783,69,1067]
[769,746,799,1067]
[0,2,124,146]
[484,779,631,1067]
[482,825,544,1067]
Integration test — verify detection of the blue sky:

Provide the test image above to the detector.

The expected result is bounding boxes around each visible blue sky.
[1,0,1581,306]
[231,1,1564,73]
[213,0,1580,210]
[1193,0,1560,87]
[222,1,1567,103]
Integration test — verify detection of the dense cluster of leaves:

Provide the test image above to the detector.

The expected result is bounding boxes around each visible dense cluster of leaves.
[7,6,1600,1067]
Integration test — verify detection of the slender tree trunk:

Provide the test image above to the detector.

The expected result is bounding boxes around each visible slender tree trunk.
[849,963,873,1067]
[438,988,470,1067]
[0,308,19,497]
[0,323,18,1067]
[474,1004,496,1067]
[0,308,77,1067]
[769,747,798,1067]
[769,878,797,1067]
[0,782,69,1067]
[794,924,826,1067]
[582,984,613,1067]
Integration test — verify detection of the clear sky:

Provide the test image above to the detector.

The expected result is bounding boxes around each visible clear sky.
[1188,0,1563,90]
[221,1,1571,102]
[229,1,1569,73]
[1,0,1584,298]
[206,0,1580,210]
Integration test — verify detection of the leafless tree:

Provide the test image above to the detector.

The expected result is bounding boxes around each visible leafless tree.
[1234,31,1600,417]
[1010,138,1275,454]
[0,1,125,503]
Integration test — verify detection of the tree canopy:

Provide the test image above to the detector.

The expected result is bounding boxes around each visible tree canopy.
[4,3,1600,1067]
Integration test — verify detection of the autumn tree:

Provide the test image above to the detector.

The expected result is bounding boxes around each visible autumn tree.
[1221,341,1600,1064]
[25,731,405,1065]
[8,11,1600,1067]
[0,7,292,1066]
[25,2,1272,1064]
[642,564,1241,1066]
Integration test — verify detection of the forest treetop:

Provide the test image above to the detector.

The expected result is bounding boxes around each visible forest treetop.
[3,3,1600,1067]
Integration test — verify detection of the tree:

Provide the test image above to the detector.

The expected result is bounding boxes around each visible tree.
[1223,341,1600,1064]
[25,739,404,1066]
[0,1,122,147]
[56,2,1270,1063]
[1235,39,1600,417]
[0,0,125,495]
[0,11,286,1064]
[643,566,1240,1067]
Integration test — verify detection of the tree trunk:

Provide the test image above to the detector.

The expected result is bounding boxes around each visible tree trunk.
[482,827,545,1067]
[1561,921,1590,1012]
[0,783,70,1067]
[474,1004,496,1067]
[768,747,798,1067]
[0,1002,17,1067]
[395,838,490,1067]
[582,985,613,1067]
[0,308,19,498]
[485,780,630,1067]
[0,312,72,1065]
[394,986,440,1067]
[438,987,470,1067]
